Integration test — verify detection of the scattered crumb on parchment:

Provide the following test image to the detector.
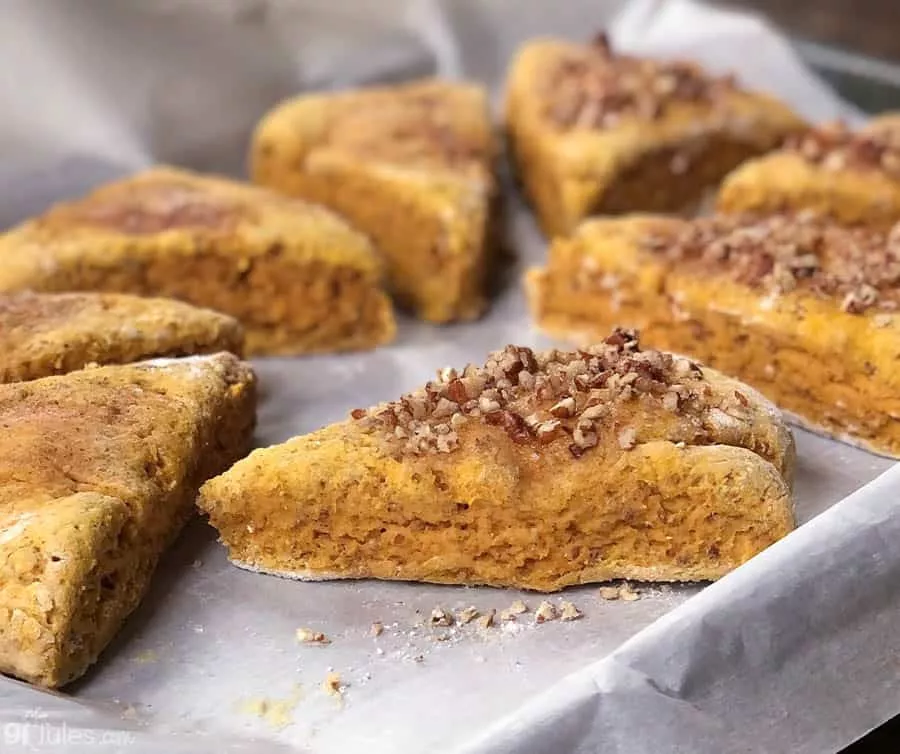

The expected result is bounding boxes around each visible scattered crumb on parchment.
[534,601,557,624]
[296,627,331,645]
[132,649,158,665]
[598,583,642,601]
[239,685,302,729]
[560,601,583,621]
[370,621,384,637]
[323,672,347,701]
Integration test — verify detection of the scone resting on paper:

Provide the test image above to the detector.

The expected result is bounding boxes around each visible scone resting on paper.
[0,291,243,383]
[504,34,804,236]
[0,353,256,688]
[250,79,498,323]
[199,332,795,592]
[0,166,395,356]
[718,121,900,228]
[527,212,900,457]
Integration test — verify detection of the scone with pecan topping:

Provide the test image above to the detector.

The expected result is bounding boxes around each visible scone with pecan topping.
[505,34,804,236]
[718,120,900,228]
[250,79,498,322]
[527,212,900,456]
[0,291,243,383]
[199,332,794,591]
[0,353,256,688]
[0,166,395,355]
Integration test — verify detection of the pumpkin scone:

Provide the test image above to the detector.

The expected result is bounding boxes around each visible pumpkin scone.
[250,79,498,323]
[199,332,795,592]
[504,34,805,236]
[0,166,395,356]
[0,353,256,687]
[717,121,900,228]
[0,291,244,383]
[527,212,900,457]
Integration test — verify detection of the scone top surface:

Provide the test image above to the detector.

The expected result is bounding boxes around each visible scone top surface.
[0,291,244,383]
[506,35,802,170]
[349,328,793,475]
[0,165,383,284]
[253,79,495,189]
[717,121,900,226]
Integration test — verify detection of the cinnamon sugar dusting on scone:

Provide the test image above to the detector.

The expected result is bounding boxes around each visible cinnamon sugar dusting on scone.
[351,329,719,458]
[640,213,900,314]
[45,179,244,235]
[541,33,737,130]
[784,122,900,178]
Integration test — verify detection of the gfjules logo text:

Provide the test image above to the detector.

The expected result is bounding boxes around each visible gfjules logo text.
[2,708,136,748]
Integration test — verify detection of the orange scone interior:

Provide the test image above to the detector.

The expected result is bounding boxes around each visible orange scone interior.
[0,353,256,687]
[0,291,244,383]
[527,213,900,457]
[505,34,805,236]
[250,79,498,323]
[200,332,795,592]
[717,121,900,228]
[0,166,395,356]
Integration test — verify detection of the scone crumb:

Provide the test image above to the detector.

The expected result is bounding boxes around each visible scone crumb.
[369,622,384,638]
[500,600,529,621]
[429,607,454,627]
[296,628,331,645]
[323,672,345,699]
[559,601,584,621]
[457,606,480,625]
[598,586,621,601]
[873,314,894,328]
[476,609,496,629]
[619,583,642,601]
[534,601,557,624]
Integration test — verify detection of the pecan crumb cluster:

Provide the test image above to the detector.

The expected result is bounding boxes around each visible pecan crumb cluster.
[544,32,736,130]
[641,213,900,314]
[351,329,706,458]
[784,122,900,178]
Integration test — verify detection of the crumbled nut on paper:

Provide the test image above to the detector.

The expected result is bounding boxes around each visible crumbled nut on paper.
[429,607,454,627]
[369,622,384,637]
[296,627,331,645]
[534,601,558,624]
[598,586,621,600]
[323,672,344,699]
[476,609,496,629]
[457,606,480,625]
[619,583,641,601]
[559,601,583,621]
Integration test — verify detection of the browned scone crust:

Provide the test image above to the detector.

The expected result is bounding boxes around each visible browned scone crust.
[199,332,794,592]
[0,291,244,383]
[250,79,498,323]
[527,213,900,457]
[0,166,395,356]
[0,353,256,687]
[717,121,900,228]
[504,35,805,237]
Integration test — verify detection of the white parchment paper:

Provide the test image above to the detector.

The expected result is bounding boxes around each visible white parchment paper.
[0,1,896,752]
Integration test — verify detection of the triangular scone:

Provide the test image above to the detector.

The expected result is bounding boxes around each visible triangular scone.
[200,332,794,592]
[505,35,804,236]
[0,291,243,383]
[0,353,256,687]
[0,167,395,356]
[250,79,498,323]
[717,121,900,228]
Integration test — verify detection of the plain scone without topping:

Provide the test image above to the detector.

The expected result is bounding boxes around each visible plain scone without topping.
[527,212,900,457]
[0,166,395,356]
[0,353,256,687]
[250,79,499,323]
[505,34,804,236]
[199,332,795,592]
[0,291,244,383]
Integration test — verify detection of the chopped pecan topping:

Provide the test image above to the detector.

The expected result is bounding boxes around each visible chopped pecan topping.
[640,213,900,314]
[542,35,736,130]
[785,122,900,179]
[351,330,723,458]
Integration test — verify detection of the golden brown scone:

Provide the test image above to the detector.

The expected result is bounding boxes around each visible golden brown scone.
[199,332,794,592]
[250,79,498,323]
[861,112,900,139]
[0,291,244,383]
[504,34,805,236]
[0,353,256,687]
[527,212,900,457]
[0,166,395,356]
[717,121,900,228]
